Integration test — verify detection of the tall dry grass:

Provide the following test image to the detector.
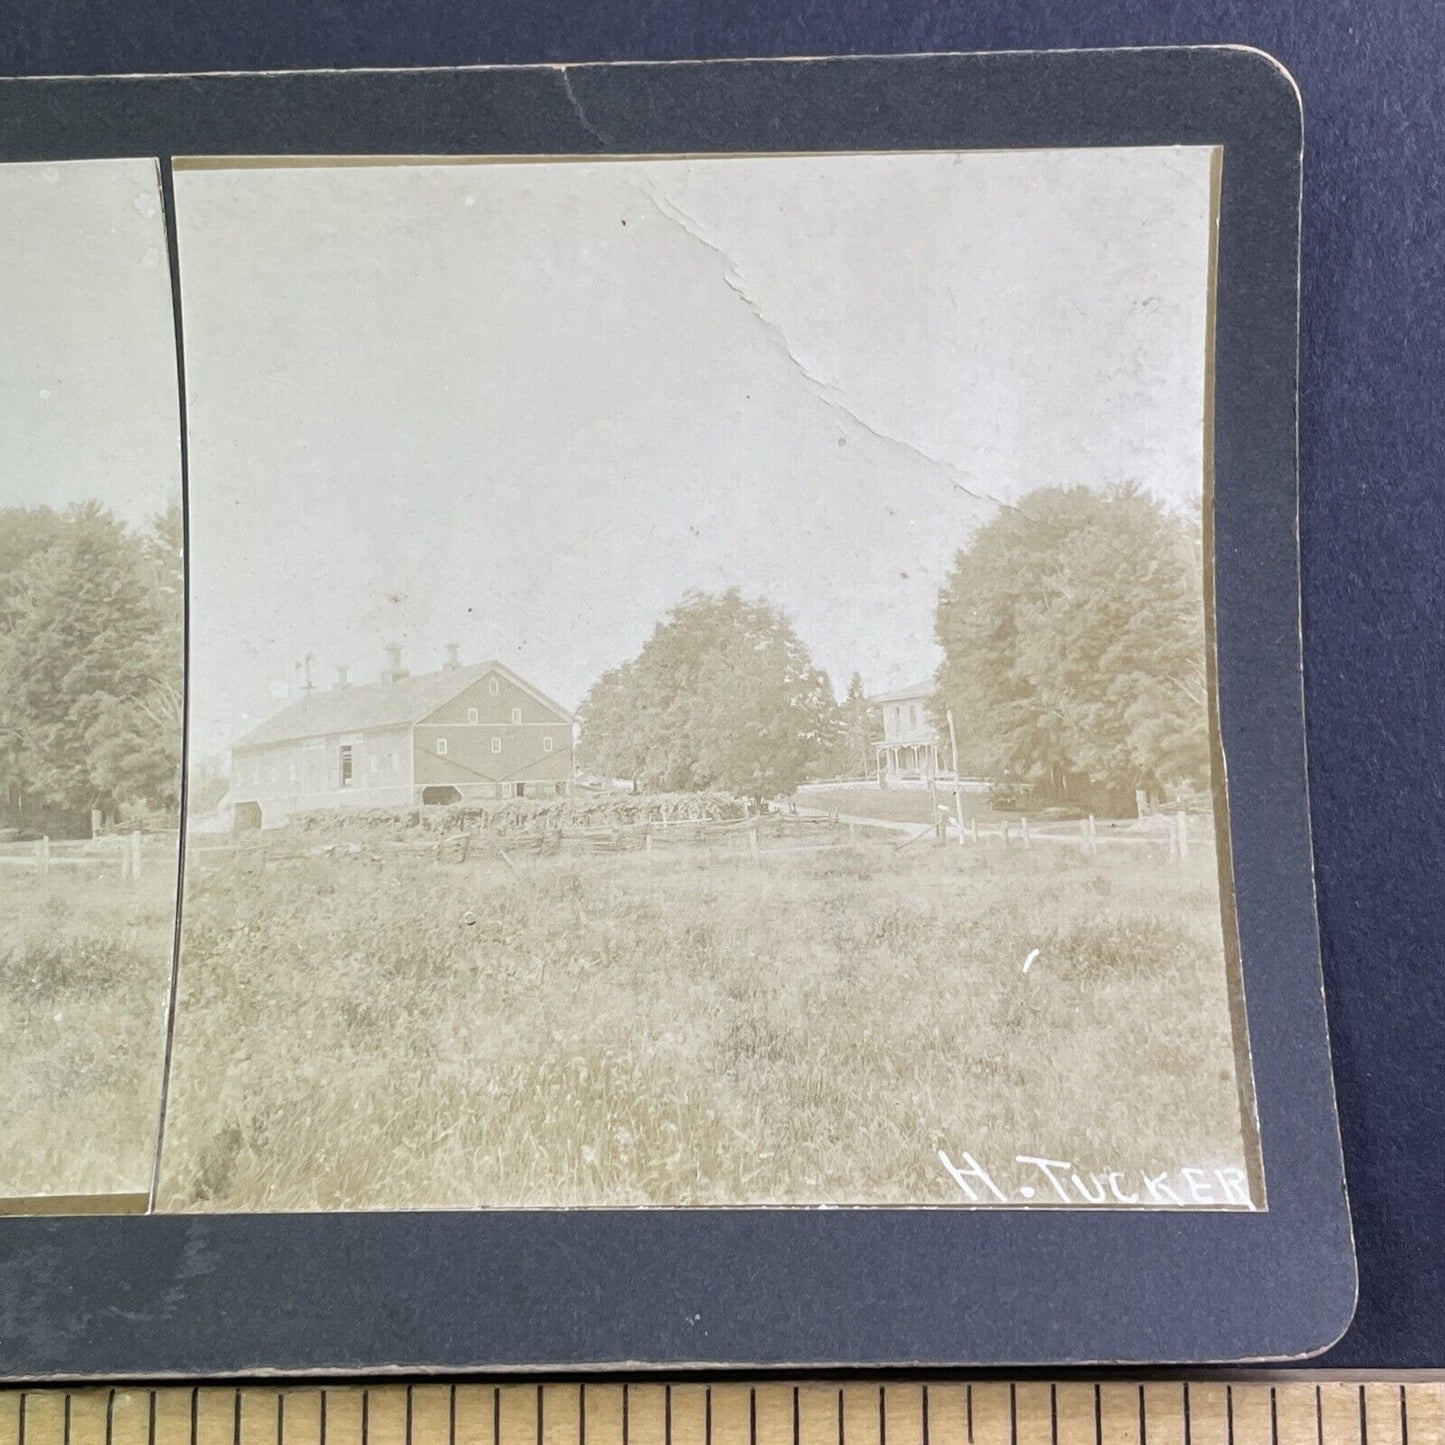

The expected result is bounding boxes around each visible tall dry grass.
[158,834,1249,1211]
[1,858,177,1197]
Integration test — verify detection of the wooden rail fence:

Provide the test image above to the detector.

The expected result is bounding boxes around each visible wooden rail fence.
[0,830,168,882]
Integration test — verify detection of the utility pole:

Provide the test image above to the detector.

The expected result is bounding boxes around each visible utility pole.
[946,710,966,849]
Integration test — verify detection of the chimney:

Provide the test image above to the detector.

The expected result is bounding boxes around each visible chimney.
[444,642,461,671]
[334,665,349,691]
[385,644,407,682]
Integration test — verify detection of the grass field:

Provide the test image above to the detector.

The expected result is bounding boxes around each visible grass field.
[1,855,177,1199]
[158,828,1252,1211]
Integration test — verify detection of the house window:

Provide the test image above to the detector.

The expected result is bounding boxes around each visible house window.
[491,737,502,755]
[543,736,554,754]
[467,707,478,724]
[511,706,522,724]
[910,703,919,729]
[436,738,448,756]
[339,745,353,787]
[488,678,500,696]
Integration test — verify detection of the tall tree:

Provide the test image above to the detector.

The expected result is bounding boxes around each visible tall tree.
[934,484,1210,801]
[830,671,876,779]
[578,589,839,800]
[0,502,183,824]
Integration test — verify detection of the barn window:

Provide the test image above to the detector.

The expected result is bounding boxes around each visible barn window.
[543,736,554,753]
[511,706,522,724]
[467,707,478,724]
[436,738,448,756]
[339,746,353,787]
[488,678,500,696]
[491,737,502,755]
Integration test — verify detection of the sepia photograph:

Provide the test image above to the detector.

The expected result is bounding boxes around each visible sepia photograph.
[158,146,1259,1212]
[0,158,184,1205]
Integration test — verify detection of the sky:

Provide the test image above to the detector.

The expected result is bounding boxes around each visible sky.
[0,158,181,525]
[172,147,1216,760]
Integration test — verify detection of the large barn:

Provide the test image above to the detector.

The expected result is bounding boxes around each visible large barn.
[229,652,575,829]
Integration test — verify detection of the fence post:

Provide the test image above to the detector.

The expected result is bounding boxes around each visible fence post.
[39,835,50,876]
[969,817,978,845]
[1176,809,1189,862]
[131,829,143,882]
[645,828,654,868]
[1002,819,1010,849]
[848,821,857,846]
[1021,816,1031,850]
[749,825,760,866]
[1088,814,1098,857]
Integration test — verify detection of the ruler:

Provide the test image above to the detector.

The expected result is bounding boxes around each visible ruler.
[0,1383,1440,1445]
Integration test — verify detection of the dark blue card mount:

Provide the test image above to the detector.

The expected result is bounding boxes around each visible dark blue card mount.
[0,48,1352,1375]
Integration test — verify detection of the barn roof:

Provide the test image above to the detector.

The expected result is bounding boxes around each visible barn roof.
[232,661,575,750]
[870,678,936,705]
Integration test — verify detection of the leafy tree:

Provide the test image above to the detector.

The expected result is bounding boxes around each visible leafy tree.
[578,589,839,800]
[934,484,1209,803]
[0,501,183,826]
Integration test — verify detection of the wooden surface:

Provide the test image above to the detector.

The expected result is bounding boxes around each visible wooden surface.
[0,1384,1439,1445]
